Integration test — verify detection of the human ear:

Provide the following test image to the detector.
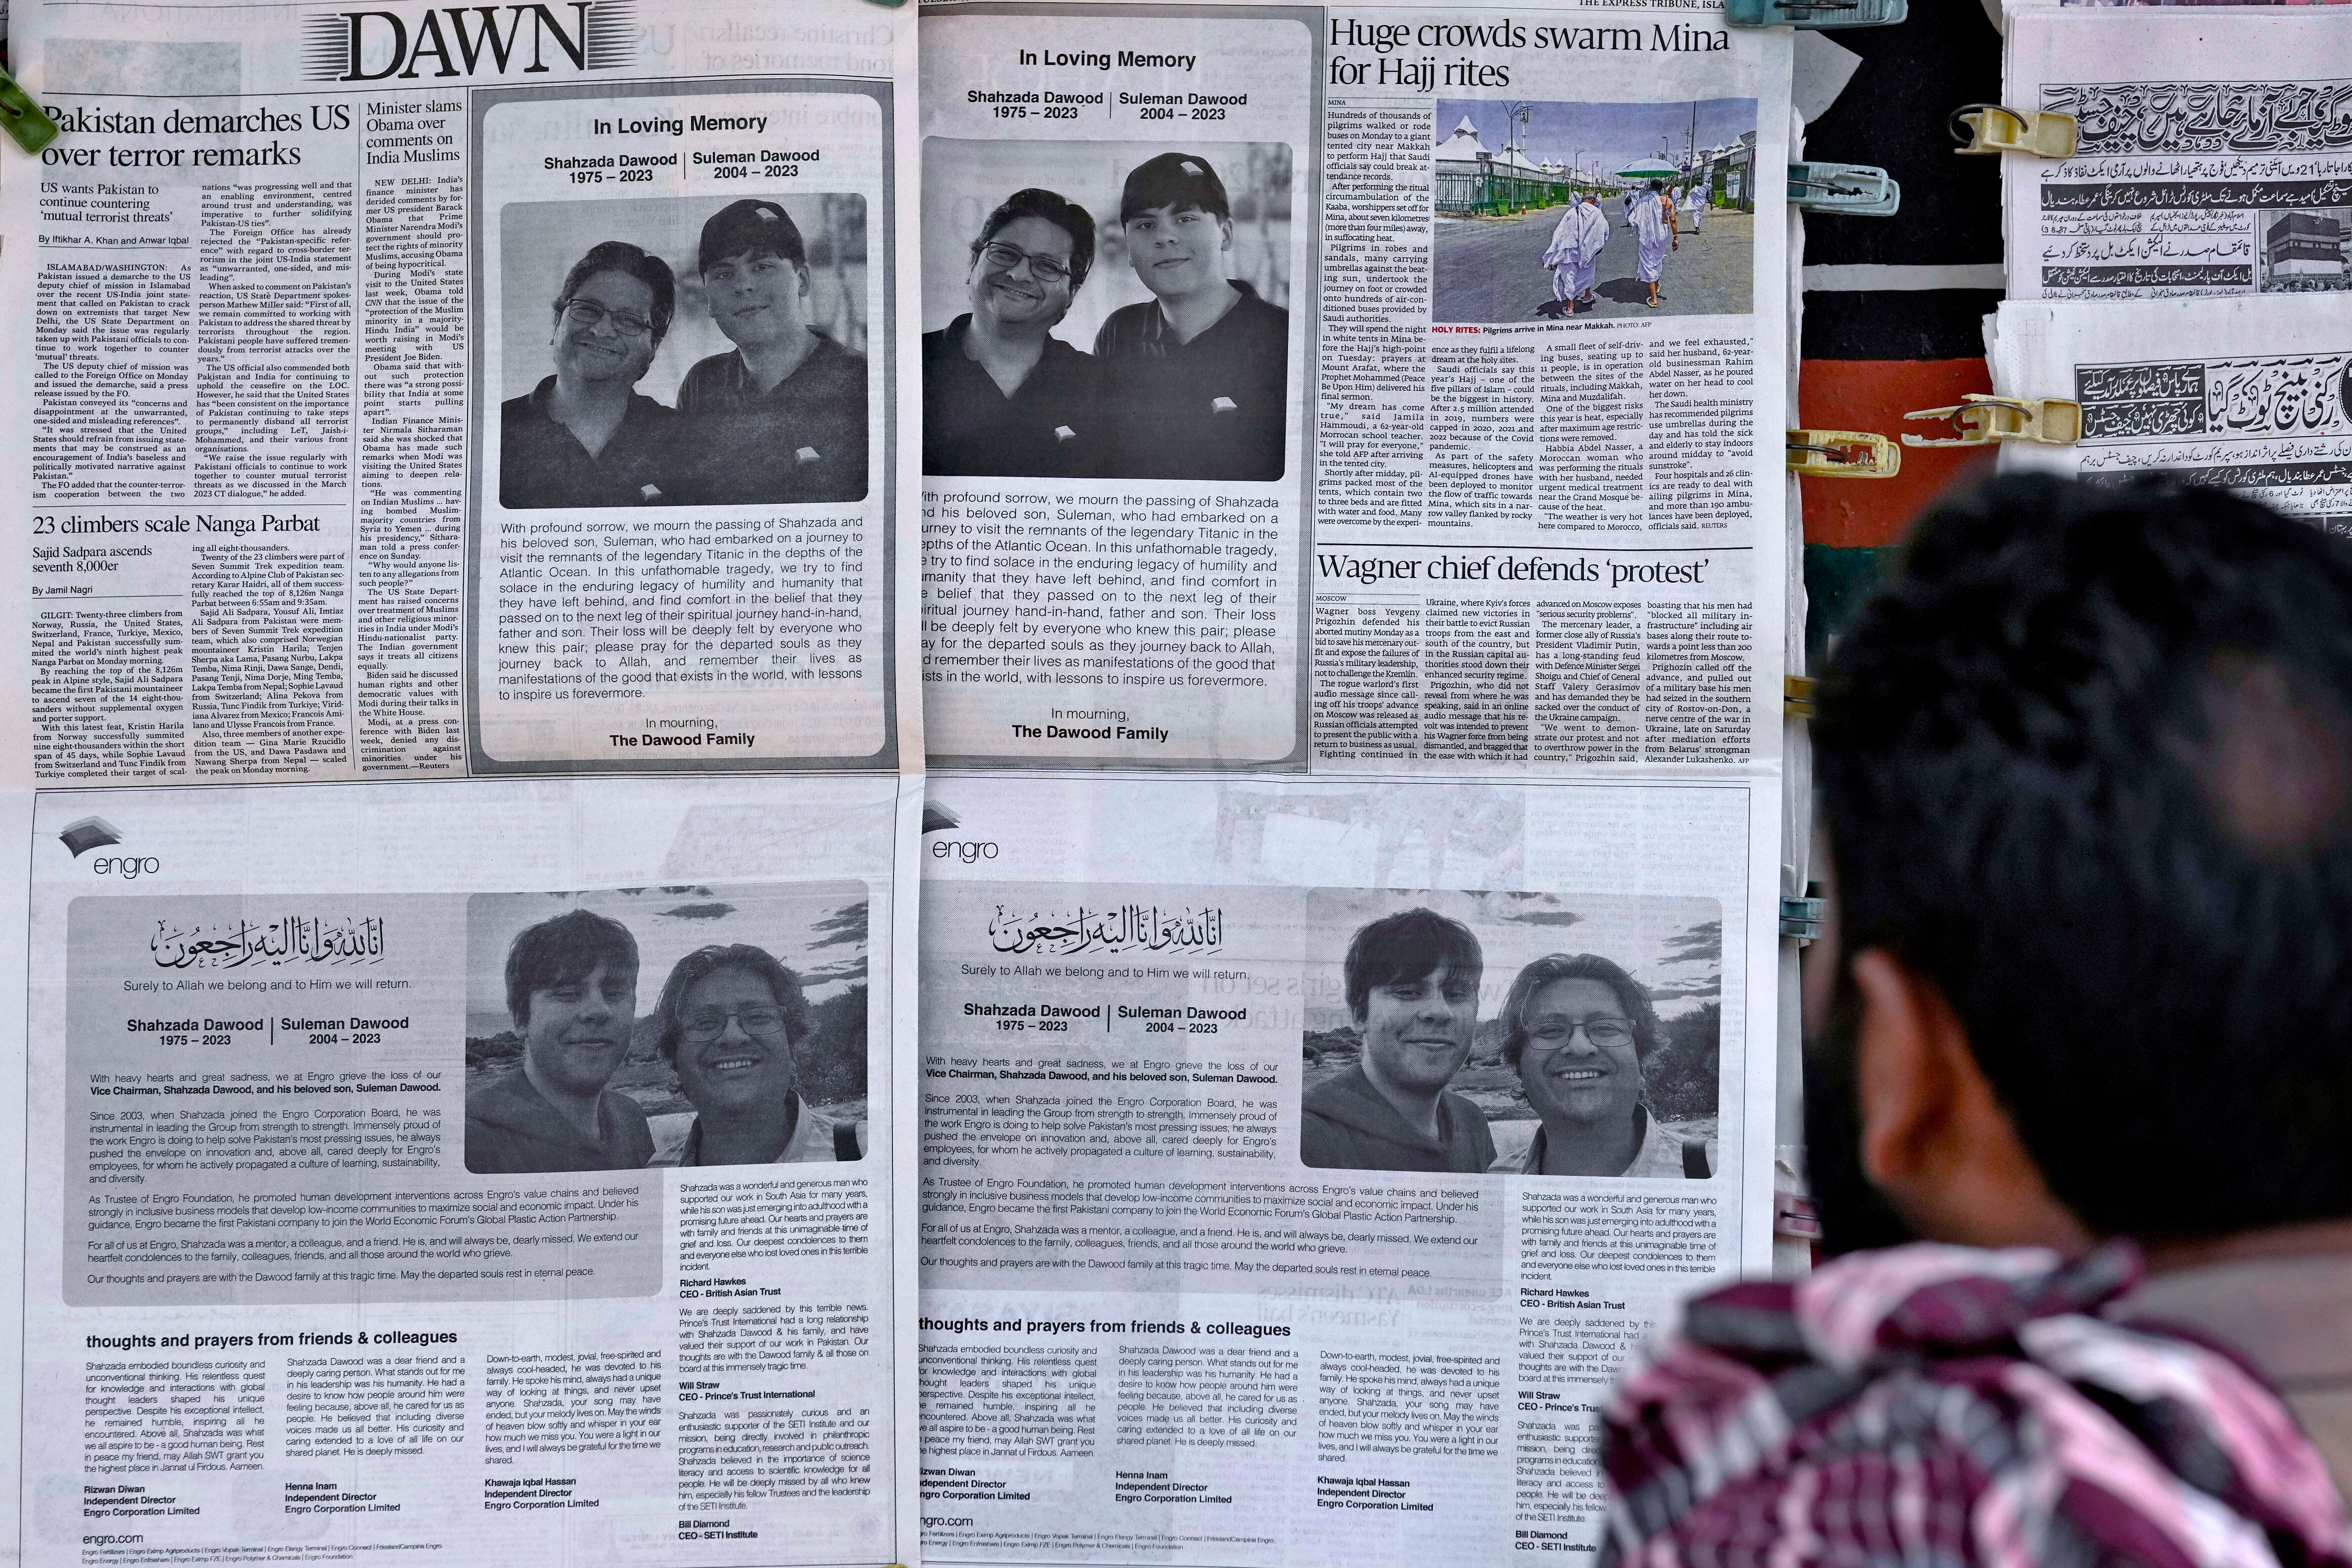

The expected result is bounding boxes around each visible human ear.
[1850,949,1960,1202]
[1849,949,2093,1252]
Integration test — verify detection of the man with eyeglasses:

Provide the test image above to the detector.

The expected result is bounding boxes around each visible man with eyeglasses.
[1302,907,1495,1172]
[674,198,869,506]
[923,188,1103,477]
[649,943,865,1166]
[1489,952,1711,1178]
[1094,152,1289,482]
[500,240,680,508]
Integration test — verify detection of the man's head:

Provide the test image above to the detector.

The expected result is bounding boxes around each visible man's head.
[655,943,810,1122]
[1119,152,1232,303]
[505,909,640,1102]
[1810,475,2352,1253]
[967,188,1094,331]
[1500,953,1661,1133]
[699,198,811,351]
[1344,908,1484,1099]
[551,241,675,387]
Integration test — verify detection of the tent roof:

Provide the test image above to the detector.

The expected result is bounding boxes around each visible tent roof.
[1434,114,1491,160]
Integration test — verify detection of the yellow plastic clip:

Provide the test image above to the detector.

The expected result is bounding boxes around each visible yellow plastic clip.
[1949,103,2076,159]
[1901,394,2081,449]
[0,64,58,155]
[1784,676,1817,719]
[1787,430,1901,479]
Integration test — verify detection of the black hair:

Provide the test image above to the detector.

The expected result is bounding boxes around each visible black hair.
[555,240,676,350]
[1497,953,1661,1072]
[505,908,639,1027]
[1119,151,1231,226]
[653,943,810,1062]
[1343,908,1483,1023]
[972,187,1096,291]
[1647,179,1662,193]
[1814,474,2352,1241]
[698,197,807,275]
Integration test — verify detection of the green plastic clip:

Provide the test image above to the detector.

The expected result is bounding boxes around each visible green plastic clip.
[1789,161,1901,218]
[1725,0,1906,28]
[0,64,58,154]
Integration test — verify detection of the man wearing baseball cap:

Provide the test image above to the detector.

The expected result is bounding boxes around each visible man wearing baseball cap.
[675,197,868,505]
[1094,152,1288,483]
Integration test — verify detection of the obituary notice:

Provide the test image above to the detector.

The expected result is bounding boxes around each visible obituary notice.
[19,776,921,1568]
[918,0,1791,773]
[0,0,924,786]
[916,773,1780,1568]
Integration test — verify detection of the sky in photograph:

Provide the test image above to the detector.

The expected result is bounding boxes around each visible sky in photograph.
[1434,97,1757,180]
[464,884,865,1040]
[1300,888,1720,1033]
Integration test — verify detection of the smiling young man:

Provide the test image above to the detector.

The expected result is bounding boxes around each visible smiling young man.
[500,241,679,508]
[1093,152,1288,483]
[1597,477,2352,1565]
[1301,907,1494,1173]
[923,188,1102,478]
[465,909,652,1174]
[675,198,868,505]
[647,944,863,1166]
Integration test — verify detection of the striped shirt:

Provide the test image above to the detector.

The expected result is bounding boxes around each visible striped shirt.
[1601,1241,2352,1568]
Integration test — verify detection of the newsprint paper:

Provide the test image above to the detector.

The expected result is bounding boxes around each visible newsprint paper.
[2002,7,2352,301]
[0,0,924,785]
[915,773,1781,1568]
[1989,294,2352,536]
[918,0,1792,773]
[0,1,935,1564]
[0,1,1796,1566]
[13,775,922,1568]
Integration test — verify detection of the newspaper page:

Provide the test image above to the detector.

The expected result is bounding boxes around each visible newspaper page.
[2001,8,2352,301]
[1989,295,2352,535]
[1997,0,2352,26]
[0,0,923,787]
[915,772,1779,1567]
[12,773,920,1568]
[917,0,1792,771]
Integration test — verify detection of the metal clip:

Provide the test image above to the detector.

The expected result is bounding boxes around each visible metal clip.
[1784,676,1817,720]
[0,64,58,155]
[1788,430,1901,479]
[1788,161,1901,217]
[1726,0,1907,27]
[1773,1191,1823,1241]
[1902,394,2082,449]
[1949,103,2076,158]
[1780,894,1826,943]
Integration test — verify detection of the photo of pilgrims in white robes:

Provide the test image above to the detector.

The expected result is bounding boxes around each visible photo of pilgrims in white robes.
[1631,180,1671,308]
[1538,193,1610,317]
